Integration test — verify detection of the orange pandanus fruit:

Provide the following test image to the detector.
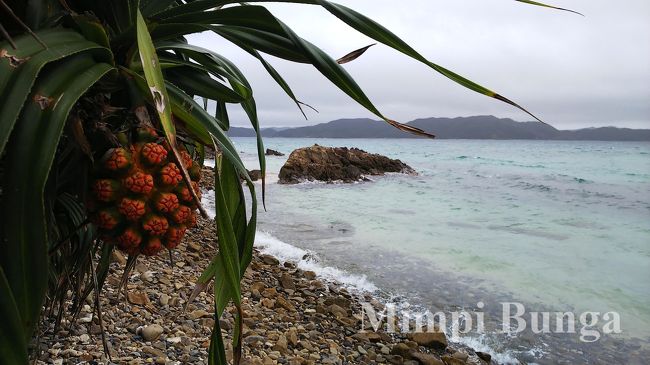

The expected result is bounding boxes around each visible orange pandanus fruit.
[89,127,200,256]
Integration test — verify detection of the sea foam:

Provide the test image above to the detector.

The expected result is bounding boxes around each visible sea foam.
[201,189,378,293]
[254,231,378,293]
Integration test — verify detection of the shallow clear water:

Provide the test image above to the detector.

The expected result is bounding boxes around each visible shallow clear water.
[210,138,650,363]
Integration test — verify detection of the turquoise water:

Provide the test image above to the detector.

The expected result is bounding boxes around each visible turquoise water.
[218,138,650,363]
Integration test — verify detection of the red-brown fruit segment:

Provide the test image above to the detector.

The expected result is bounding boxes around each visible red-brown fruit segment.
[93,179,121,202]
[117,227,142,251]
[119,198,146,221]
[188,212,197,228]
[155,193,180,213]
[124,171,154,194]
[142,237,163,256]
[141,143,168,165]
[189,164,201,181]
[142,215,169,236]
[102,148,132,172]
[176,185,192,203]
[171,205,192,224]
[95,208,123,230]
[165,225,187,249]
[179,150,193,169]
[136,127,159,142]
[177,183,199,204]
[160,163,182,186]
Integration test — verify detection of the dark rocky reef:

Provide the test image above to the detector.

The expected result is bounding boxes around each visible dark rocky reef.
[278,145,415,184]
[265,148,285,156]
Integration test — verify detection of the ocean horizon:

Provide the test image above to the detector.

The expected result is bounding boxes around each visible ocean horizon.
[204,137,650,364]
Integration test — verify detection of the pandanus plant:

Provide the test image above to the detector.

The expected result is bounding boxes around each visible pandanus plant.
[0,0,578,363]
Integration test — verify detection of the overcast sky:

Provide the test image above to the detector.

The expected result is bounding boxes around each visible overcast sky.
[187,1,650,129]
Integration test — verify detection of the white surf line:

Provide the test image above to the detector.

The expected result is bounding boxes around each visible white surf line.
[201,189,378,294]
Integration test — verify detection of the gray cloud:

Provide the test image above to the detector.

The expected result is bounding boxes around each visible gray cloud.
[187,0,650,129]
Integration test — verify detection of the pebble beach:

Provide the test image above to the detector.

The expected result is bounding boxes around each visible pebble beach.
[36,210,493,365]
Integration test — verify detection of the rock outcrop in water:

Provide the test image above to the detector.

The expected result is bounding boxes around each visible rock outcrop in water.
[278,144,415,184]
[265,148,284,156]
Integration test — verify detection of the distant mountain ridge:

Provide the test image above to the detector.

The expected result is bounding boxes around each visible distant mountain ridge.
[228,116,650,141]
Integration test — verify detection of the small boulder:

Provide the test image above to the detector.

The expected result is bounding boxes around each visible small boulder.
[275,296,296,312]
[279,273,296,291]
[452,351,469,361]
[260,254,279,266]
[286,328,299,346]
[141,324,164,341]
[476,352,492,362]
[189,309,212,320]
[411,352,444,365]
[272,335,289,354]
[328,304,348,318]
[244,335,265,347]
[111,250,127,265]
[409,331,448,350]
[390,343,413,359]
[441,355,466,365]
[159,294,170,306]
[351,332,382,342]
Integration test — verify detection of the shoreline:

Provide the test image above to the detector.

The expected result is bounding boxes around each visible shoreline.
[36,215,494,365]
[203,159,648,364]
[35,161,649,365]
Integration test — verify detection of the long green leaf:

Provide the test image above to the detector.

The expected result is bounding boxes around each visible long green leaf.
[0,267,28,364]
[136,10,176,142]
[0,29,68,90]
[120,67,251,182]
[0,54,112,342]
[140,0,178,17]
[216,100,229,130]
[239,97,267,204]
[165,66,247,103]
[210,26,309,63]
[72,14,112,49]
[167,5,432,137]
[515,0,584,16]
[208,309,228,365]
[165,82,251,181]
[278,16,435,136]
[212,151,242,305]
[157,54,225,80]
[153,0,225,19]
[237,45,311,119]
[155,41,253,100]
[213,154,257,364]
[135,9,207,217]
[190,163,257,317]
[167,81,231,137]
[165,38,269,202]
[0,30,112,155]
[151,22,308,63]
